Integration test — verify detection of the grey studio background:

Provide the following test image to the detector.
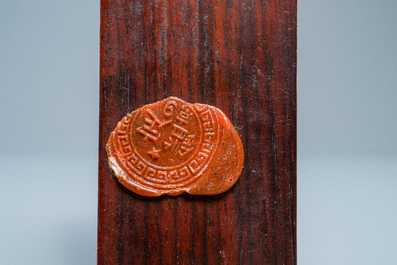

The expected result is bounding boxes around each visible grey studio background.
[1,0,396,264]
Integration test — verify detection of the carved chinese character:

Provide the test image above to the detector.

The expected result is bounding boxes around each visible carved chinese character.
[164,124,188,151]
[163,100,178,117]
[136,109,171,142]
[178,134,196,156]
[175,105,193,125]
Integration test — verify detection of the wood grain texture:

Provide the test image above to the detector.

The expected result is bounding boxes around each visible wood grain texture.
[98,0,296,264]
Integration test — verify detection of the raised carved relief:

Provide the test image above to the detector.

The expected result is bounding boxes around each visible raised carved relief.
[106,97,244,196]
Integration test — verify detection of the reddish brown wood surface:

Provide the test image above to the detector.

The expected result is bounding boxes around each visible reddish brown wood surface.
[98,0,296,264]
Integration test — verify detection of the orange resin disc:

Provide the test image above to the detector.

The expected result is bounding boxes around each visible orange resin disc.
[106,97,244,196]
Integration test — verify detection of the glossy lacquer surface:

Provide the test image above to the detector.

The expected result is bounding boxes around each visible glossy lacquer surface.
[98,0,296,263]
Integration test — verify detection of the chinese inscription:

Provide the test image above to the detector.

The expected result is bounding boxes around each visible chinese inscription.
[106,97,244,196]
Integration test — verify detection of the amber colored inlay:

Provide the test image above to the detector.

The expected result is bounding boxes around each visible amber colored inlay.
[106,97,244,196]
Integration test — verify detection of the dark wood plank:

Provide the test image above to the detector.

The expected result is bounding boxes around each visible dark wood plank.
[98,0,296,264]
